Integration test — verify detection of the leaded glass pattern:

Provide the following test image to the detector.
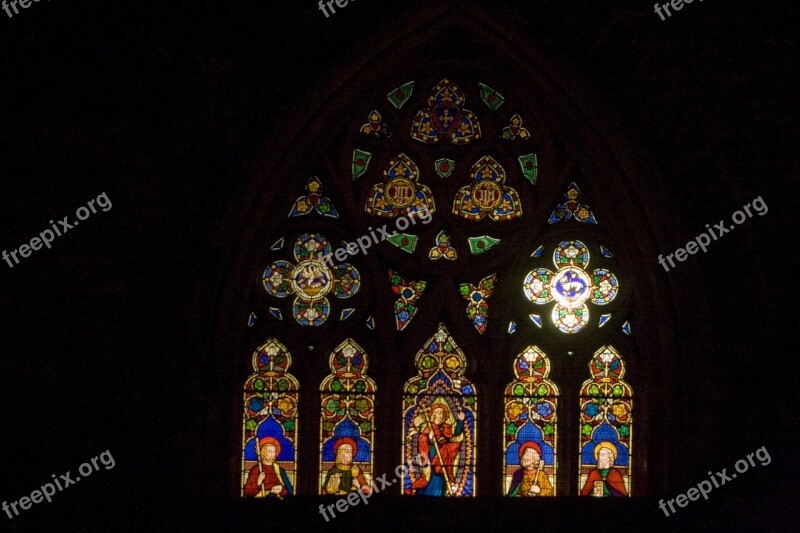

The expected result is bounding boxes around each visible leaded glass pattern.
[241,339,299,498]
[319,339,377,495]
[523,240,619,333]
[401,324,477,496]
[504,346,558,496]
[578,346,632,497]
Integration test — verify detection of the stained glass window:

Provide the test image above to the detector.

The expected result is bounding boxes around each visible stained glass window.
[262,233,361,327]
[522,182,624,334]
[319,339,376,495]
[365,153,435,218]
[579,346,632,497]
[410,79,481,144]
[242,69,640,499]
[523,240,619,334]
[241,339,298,498]
[401,324,477,496]
[504,346,558,496]
[452,156,522,221]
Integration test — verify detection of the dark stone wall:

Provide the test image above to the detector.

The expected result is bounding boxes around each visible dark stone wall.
[0,0,794,529]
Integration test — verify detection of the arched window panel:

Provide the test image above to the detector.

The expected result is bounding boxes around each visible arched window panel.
[319,339,377,495]
[402,323,477,497]
[241,338,299,498]
[578,346,633,497]
[504,346,559,497]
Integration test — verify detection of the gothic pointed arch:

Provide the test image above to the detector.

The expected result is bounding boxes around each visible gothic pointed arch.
[578,346,633,496]
[207,2,686,502]
[319,339,377,494]
[504,346,559,496]
[402,324,477,497]
[241,339,299,498]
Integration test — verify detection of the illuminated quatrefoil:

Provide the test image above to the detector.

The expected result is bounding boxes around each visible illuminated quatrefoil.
[262,234,360,326]
[523,240,618,333]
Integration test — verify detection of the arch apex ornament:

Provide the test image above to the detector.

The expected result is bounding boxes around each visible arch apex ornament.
[360,109,392,138]
[548,182,597,225]
[411,79,481,144]
[429,230,457,261]
[500,114,530,141]
[288,176,339,218]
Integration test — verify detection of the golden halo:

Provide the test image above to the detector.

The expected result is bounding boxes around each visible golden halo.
[593,441,617,462]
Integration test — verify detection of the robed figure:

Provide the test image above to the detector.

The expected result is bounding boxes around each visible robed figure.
[321,438,370,495]
[408,403,465,496]
[507,441,554,497]
[243,437,293,498]
[580,441,628,497]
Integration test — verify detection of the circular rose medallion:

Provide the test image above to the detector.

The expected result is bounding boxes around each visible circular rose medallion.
[385,177,416,208]
[291,260,332,299]
[523,268,552,304]
[472,180,503,210]
[551,267,591,308]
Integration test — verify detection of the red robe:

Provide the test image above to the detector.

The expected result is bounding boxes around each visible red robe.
[244,463,289,497]
[580,468,628,497]
[411,421,462,490]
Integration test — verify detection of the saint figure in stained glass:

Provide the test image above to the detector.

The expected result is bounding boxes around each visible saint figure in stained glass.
[243,437,293,498]
[578,346,632,496]
[504,346,558,496]
[241,339,298,498]
[507,442,553,497]
[402,324,476,497]
[319,339,376,494]
[408,402,465,496]
[579,441,627,497]
[321,438,371,495]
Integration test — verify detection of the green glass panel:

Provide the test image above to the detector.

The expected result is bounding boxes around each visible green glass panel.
[434,158,455,178]
[386,81,415,109]
[352,149,372,180]
[386,233,418,253]
[478,82,505,109]
[518,153,538,185]
[468,235,501,255]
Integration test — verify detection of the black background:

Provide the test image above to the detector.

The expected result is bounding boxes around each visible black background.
[0,0,797,530]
